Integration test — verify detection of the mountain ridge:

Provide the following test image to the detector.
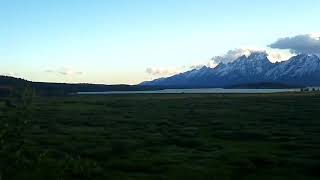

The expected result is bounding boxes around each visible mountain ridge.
[141,53,320,87]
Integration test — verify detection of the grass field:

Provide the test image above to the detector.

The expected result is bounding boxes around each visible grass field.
[1,93,320,179]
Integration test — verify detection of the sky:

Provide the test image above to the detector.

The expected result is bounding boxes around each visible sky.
[1,0,320,84]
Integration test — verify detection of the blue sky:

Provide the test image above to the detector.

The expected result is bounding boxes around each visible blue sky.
[1,0,319,84]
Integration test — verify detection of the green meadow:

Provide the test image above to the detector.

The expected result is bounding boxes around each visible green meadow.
[1,93,320,179]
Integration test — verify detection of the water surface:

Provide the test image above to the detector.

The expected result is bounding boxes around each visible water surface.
[76,88,299,95]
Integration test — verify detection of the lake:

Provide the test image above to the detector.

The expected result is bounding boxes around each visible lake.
[76,88,300,95]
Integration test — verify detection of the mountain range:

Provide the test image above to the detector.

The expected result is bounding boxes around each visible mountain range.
[141,53,320,88]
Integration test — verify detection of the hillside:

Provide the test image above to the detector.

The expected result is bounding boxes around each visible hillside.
[0,76,161,96]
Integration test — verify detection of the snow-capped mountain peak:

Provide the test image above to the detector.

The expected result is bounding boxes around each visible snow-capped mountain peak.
[141,53,320,87]
[214,51,273,77]
[247,51,268,61]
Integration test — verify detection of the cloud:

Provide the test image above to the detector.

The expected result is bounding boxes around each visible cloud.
[211,48,257,64]
[146,48,292,77]
[146,67,183,76]
[145,33,320,77]
[1,72,19,77]
[211,48,289,64]
[266,50,294,62]
[269,33,320,55]
[46,67,83,76]
[146,60,217,77]
[189,60,217,69]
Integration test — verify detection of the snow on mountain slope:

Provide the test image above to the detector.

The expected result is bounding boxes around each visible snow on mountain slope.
[141,53,320,87]
[215,52,274,77]
[266,54,320,79]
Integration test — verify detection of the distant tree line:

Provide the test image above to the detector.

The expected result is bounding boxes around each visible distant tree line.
[300,87,320,92]
[0,76,162,96]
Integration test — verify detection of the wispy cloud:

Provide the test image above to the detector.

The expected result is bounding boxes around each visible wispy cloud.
[146,67,184,76]
[145,48,293,77]
[146,60,217,77]
[46,67,83,76]
[1,72,19,77]
[211,48,292,64]
[269,33,320,55]
[211,48,257,64]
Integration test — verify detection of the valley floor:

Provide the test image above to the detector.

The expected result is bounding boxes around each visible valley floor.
[1,93,320,179]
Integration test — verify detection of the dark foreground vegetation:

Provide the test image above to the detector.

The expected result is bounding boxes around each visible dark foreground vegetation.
[1,92,320,179]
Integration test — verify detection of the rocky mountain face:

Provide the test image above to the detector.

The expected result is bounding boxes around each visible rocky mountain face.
[141,53,320,87]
